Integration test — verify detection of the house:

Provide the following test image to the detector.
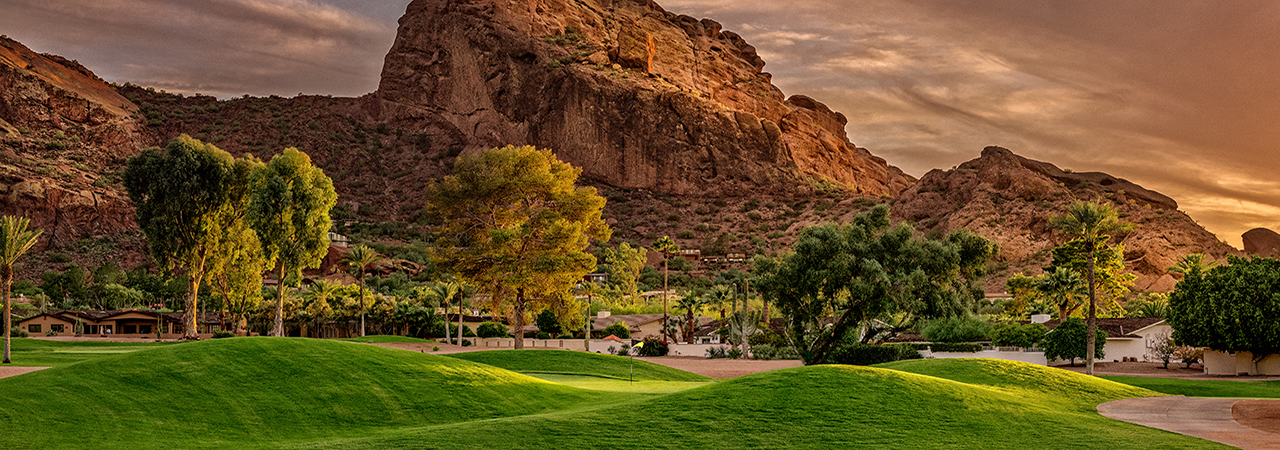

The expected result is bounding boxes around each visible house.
[587,312,697,339]
[16,309,228,339]
[582,273,608,284]
[679,249,701,262]
[1203,350,1280,376]
[700,255,727,264]
[1041,317,1171,364]
[726,252,748,263]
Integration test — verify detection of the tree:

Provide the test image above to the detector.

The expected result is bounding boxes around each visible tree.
[1146,331,1176,369]
[1,216,41,363]
[124,135,255,339]
[1050,201,1132,375]
[1168,255,1280,362]
[1038,267,1086,319]
[1042,317,1106,365]
[535,309,562,336]
[1046,237,1134,315]
[651,236,679,341]
[207,221,268,336]
[247,148,337,337]
[675,290,711,343]
[343,245,384,337]
[428,146,610,349]
[754,205,997,364]
[603,242,646,303]
[301,280,341,338]
[1169,253,1218,277]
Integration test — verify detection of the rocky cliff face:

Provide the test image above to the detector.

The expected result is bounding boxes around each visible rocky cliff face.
[1243,228,1280,257]
[0,36,141,249]
[373,0,913,196]
[892,146,1238,292]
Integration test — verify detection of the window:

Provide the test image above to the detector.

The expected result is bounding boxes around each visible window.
[123,325,138,334]
[51,324,65,333]
[28,324,41,333]
[139,325,152,335]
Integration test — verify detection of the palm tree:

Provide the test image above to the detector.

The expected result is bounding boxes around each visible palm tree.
[1168,253,1217,276]
[1,216,41,364]
[303,280,340,338]
[1051,201,1133,375]
[675,291,711,343]
[342,245,383,337]
[423,282,462,344]
[1038,267,1086,319]
[651,236,679,341]
[706,285,735,318]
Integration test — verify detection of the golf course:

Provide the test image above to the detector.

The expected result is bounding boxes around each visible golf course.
[0,338,1260,449]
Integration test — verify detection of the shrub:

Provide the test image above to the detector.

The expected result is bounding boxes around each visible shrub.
[601,322,630,339]
[990,322,1048,348]
[636,336,669,357]
[921,316,992,343]
[727,348,744,360]
[476,321,509,338]
[535,331,551,340]
[461,325,476,337]
[751,344,776,360]
[706,346,728,359]
[928,343,983,353]
[831,343,923,365]
[48,252,71,263]
[748,330,786,347]
[1042,317,1106,365]
[678,230,695,239]
[211,330,235,339]
[10,329,29,338]
[45,330,58,337]
[557,334,574,339]
[1173,346,1204,369]
[461,339,472,347]
[1146,332,1175,368]
[432,346,440,352]
[535,309,562,335]
[614,345,631,356]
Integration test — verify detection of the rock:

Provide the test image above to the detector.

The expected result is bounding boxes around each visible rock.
[374,0,912,197]
[1243,228,1280,257]
[892,146,1239,292]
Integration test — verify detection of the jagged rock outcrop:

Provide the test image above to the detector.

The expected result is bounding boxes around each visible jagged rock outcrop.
[893,146,1238,292]
[0,36,140,247]
[1243,228,1280,257]
[373,0,912,196]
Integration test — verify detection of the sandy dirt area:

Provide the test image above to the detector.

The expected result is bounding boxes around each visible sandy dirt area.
[1057,361,1280,380]
[1233,399,1280,435]
[0,366,49,379]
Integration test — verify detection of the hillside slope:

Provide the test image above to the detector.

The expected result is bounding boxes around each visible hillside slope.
[892,146,1238,291]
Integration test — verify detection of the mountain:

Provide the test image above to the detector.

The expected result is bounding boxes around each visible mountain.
[371,0,914,196]
[1242,228,1280,257]
[892,146,1239,292]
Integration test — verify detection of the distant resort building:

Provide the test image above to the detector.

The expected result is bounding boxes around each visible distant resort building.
[16,310,227,339]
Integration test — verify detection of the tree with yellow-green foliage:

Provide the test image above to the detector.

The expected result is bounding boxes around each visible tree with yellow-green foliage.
[1050,201,1134,375]
[428,145,610,349]
[1,216,41,363]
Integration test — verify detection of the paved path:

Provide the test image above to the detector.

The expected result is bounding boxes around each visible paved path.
[1098,397,1280,449]
[0,366,48,380]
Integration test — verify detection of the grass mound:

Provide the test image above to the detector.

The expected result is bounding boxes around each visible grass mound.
[448,349,710,382]
[0,338,611,449]
[342,335,433,344]
[878,358,1157,406]
[300,360,1222,450]
[5,338,173,367]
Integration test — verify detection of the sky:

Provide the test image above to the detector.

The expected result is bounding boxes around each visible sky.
[3,0,1277,248]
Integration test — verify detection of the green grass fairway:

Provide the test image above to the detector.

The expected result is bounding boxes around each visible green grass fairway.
[0,338,613,449]
[1100,375,1280,398]
[3,338,175,367]
[448,349,712,382]
[341,335,434,344]
[1,342,1230,449]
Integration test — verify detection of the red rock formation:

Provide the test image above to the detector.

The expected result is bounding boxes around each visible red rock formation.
[373,0,912,196]
[893,146,1238,292]
[1242,228,1280,257]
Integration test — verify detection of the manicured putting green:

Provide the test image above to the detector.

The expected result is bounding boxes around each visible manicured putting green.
[3,338,174,367]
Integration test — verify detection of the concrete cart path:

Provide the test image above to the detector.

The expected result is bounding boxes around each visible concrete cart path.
[1098,396,1280,450]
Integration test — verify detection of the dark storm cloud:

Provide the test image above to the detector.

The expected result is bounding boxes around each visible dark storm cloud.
[3,0,1276,246]
[0,0,400,97]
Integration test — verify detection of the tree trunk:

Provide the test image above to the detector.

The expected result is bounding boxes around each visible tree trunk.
[359,271,367,337]
[183,260,205,340]
[3,277,12,363]
[662,256,669,341]
[1085,241,1097,376]
[457,292,464,345]
[513,288,525,349]
[443,287,452,345]
[273,262,286,337]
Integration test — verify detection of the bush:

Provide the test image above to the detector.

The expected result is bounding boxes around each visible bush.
[476,321,509,338]
[10,329,29,338]
[636,336,669,357]
[461,325,475,337]
[751,343,776,360]
[727,348,744,359]
[1042,317,1106,365]
[921,316,992,343]
[211,330,235,339]
[557,334,574,339]
[614,345,630,356]
[706,346,728,359]
[748,330,786,347]
[432,346,440,352]
[45,330,58,337]
[461,339,472,347]
[535,309,562,335]
[601,322,630,339]
[1173,346,1204,369]
[831,343,923,365]
[990,322,1048,348]
[535,331,551,340]
[928,343,983,353]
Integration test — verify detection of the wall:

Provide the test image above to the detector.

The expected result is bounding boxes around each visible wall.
[1203,350,1280,376]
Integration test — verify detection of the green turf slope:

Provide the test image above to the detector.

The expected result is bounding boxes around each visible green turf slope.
[341,335,433,343]
[0,338,613,450]
[1100,375,1280,398]
[297,360,1227,450]
[448,349,711,381]
[5,338,174,367]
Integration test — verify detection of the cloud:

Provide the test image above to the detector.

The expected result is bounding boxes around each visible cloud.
[0,0,398,97]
